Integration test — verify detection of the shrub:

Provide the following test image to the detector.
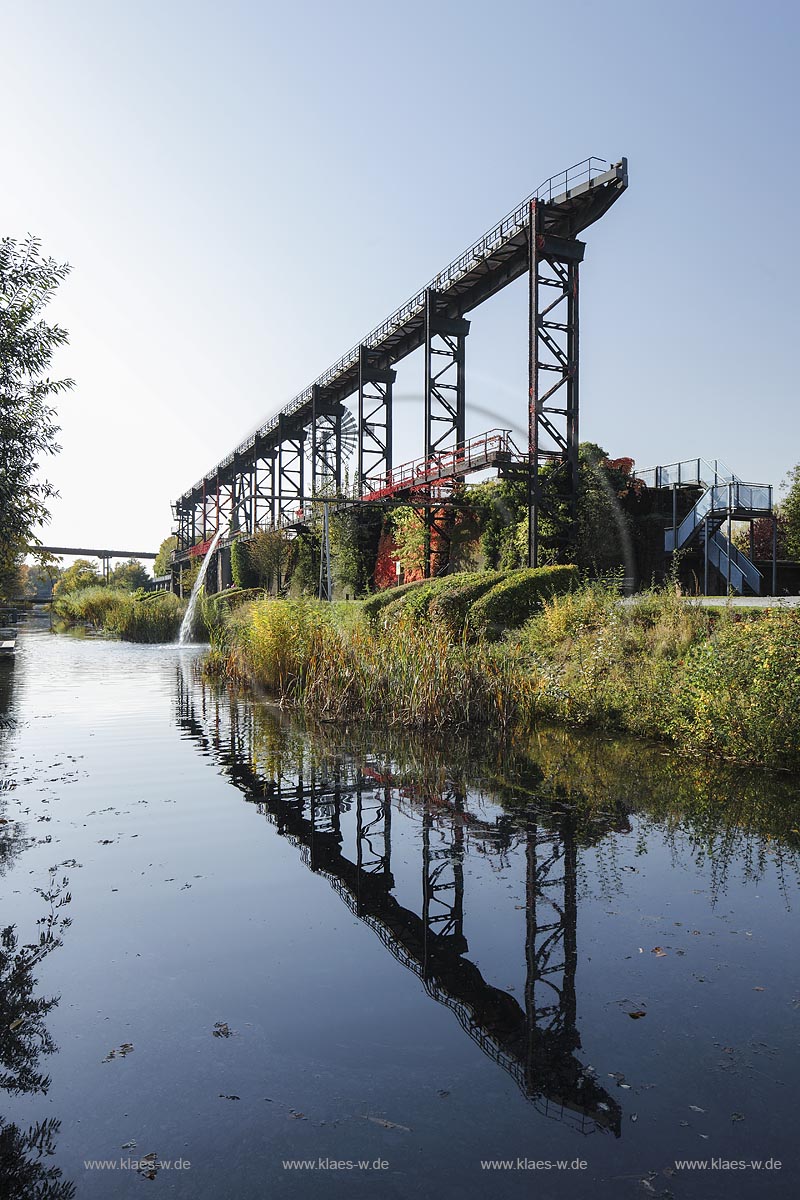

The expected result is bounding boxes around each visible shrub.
[469,565,580,640]
[673,608,800,768]
[429,571,508,638]
[361,579,430,621]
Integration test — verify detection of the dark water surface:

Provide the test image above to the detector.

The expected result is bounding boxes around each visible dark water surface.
[1,629,798,1199]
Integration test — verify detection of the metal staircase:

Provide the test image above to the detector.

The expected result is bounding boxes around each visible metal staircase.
[638,459,773,595]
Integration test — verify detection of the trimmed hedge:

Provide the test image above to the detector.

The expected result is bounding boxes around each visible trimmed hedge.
[378,571,490,623]
[469,565,580,640]
[361,579,430,620]
[429,571,508,638]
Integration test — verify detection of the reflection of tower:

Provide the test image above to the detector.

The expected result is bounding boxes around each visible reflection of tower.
[525,816,578,1049]
[422,793,467,966]
[175,671,621,1136]
[356,777,392,894]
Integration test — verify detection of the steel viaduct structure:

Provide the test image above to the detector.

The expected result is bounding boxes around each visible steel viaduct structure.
[173,157,628,577]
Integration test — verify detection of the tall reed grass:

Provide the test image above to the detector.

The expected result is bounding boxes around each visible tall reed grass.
[209,583,800,769]
[54,587,186,642]
[209,598,526,731]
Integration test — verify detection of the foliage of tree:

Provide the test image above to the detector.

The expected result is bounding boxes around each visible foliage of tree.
[732,514,788,561]
[24,560,62,598]
[464,446,640,578]
[289,534,318,597]
[107,559,150,590]
[330,507,382,595]
[388,507,427,577]
[52,559,101,596]
[782,464,800,560]
[0,237,73,591]
[466,478,528,569]
[247,529,292,590]
[153,535,177,577]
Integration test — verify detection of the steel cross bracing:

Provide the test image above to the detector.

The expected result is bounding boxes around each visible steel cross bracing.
[173,157,627,564]
[358,345,395,491]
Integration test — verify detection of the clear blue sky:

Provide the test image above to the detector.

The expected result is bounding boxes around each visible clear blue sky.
[6,0,799,552]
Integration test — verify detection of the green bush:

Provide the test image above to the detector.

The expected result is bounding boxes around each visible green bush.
[429,571,508,638]
[469,565,580,640]
[370,571,497,625]
[231,539,258,589]
[673,608,800,767]
[361,579,430,621]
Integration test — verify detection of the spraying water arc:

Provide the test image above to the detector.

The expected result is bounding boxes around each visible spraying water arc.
[178,527,223,644]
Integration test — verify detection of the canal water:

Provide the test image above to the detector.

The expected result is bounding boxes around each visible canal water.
[1,628,798,1199]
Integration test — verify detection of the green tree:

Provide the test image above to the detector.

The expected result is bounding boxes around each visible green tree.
[782,464,800,560]
[0,237,73,595]
[108,559,150,590]
[52,559,101,596]
[330,507,382,596]
[247,528,292,590]
[389,507,427,576]
[153,535,177,577]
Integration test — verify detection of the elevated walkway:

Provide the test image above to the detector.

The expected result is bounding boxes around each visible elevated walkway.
[638,458,774,595]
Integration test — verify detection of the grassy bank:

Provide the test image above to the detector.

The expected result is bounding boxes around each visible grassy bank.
[207,571,800,771]
[54,586,186,642]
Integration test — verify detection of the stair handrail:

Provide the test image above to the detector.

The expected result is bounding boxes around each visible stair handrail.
[637,457,740,489]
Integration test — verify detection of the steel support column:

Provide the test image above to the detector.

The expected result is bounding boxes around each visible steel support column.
[358,345,395,493]
[311,385,343,498]
[230,460,251,535]
[527,200,585,567]
[252,445,278,532]
[277,420,305,524]
[424,289,469,460]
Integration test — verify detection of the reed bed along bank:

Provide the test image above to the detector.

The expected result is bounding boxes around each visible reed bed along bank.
[209,598,523,732]
[54,586,186,643]
[207,578,800,771]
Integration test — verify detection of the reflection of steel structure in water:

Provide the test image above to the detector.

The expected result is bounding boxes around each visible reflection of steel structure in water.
[174,672,621,1135]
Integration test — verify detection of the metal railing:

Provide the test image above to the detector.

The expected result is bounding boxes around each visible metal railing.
[362,428,522,501]
[706,530,763,594]
[182,158,614,500]
[637,457,738,489]
[665,481,773,553]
